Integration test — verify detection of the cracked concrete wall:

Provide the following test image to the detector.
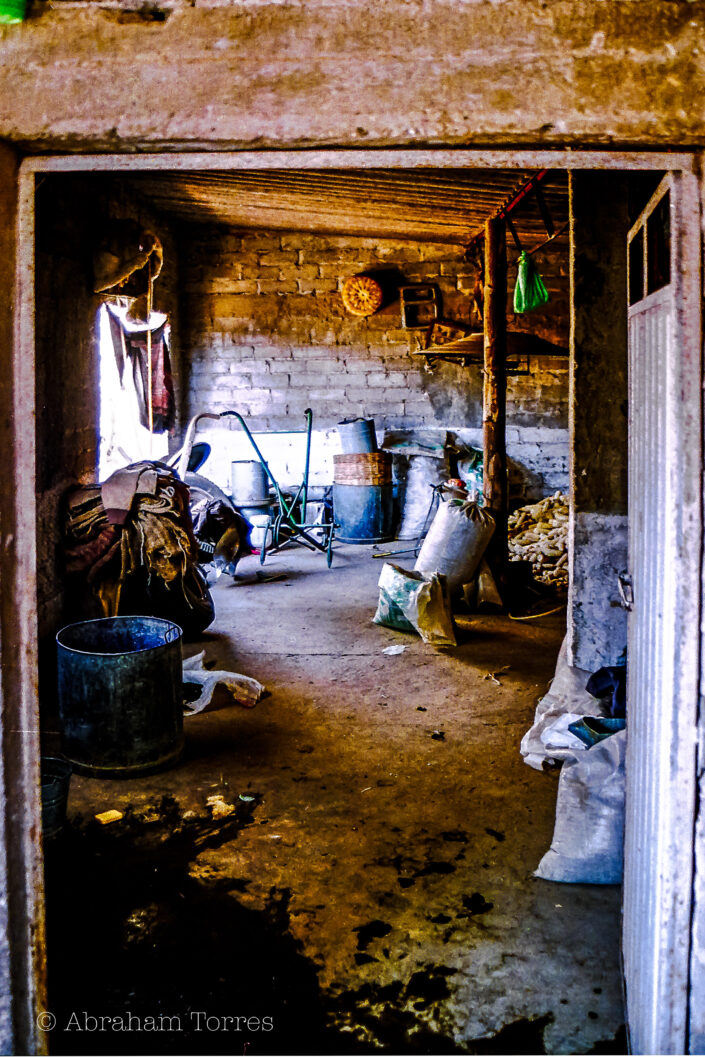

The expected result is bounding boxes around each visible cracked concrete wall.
[0,1,703,151]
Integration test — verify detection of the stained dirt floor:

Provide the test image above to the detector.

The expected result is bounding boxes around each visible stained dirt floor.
[45,544,625,1055]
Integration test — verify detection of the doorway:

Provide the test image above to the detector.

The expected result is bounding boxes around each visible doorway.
[6,149,705,1057]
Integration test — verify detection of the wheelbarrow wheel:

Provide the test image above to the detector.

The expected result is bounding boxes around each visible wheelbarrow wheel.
[326,526,334,568]
[184,472,234,514]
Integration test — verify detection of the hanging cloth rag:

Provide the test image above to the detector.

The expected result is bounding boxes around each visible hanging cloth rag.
[513,250,550,314]
[108,309,175,433]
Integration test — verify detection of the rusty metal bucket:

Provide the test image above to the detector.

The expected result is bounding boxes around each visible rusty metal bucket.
[56,616,184,779]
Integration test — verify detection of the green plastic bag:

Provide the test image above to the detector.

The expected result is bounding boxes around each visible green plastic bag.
[513,251,550,314]
[0,0,26,22]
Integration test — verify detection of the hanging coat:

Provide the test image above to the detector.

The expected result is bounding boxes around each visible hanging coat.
[107,310,175,433]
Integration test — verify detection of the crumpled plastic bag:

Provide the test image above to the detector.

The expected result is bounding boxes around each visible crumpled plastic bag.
[535,729,626,885]
[520,636,608,770]
[182,650,265,714]
[538,712,588,756]
[373,562,456,647]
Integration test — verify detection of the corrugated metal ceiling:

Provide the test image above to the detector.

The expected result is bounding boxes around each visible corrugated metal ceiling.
[125,168,569,245]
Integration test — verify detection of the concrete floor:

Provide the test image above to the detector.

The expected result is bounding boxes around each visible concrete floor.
[48,544,625,1055]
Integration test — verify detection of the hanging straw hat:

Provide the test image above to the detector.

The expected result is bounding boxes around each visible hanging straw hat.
[93,220,163,294]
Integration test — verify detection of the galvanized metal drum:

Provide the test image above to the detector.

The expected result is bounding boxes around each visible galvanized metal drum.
[231,460,269,505]
[56,616,184,779]
[336,418,378,454]
[333,483,394,544]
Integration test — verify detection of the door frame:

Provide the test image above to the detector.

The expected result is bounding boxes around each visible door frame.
[625,171,703,1054]
[7,146,702,1055]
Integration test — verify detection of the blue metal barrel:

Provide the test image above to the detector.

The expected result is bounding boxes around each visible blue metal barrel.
[56,616,184,778]
[337,418,378,454]
[333,483,394,543]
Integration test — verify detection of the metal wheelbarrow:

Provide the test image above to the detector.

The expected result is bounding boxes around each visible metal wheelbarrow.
[176,408,336,568]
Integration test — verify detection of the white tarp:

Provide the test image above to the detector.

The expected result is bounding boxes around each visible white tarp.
[520,635,607,770]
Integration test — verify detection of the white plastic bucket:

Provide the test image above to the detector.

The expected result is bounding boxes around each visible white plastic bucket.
[249,513,272,550]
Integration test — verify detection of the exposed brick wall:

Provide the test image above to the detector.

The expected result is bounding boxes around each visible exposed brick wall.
[180,227,569,501]
[180,227,569,428]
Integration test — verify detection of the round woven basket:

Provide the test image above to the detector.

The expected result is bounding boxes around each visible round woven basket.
[341,275,384,317]
[333,452,393,485]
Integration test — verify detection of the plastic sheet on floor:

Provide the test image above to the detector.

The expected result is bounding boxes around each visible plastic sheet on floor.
[520,635,608,770]
[183,651,265,714]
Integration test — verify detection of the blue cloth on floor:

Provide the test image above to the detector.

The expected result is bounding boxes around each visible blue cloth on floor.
[568,716,627,748]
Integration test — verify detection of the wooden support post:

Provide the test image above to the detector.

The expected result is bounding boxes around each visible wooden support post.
[482,216,508,575]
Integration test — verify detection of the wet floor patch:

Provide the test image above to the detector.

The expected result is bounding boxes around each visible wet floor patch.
[44,796,555,1056]
[330,968,463,1053]
[585,1024,628,1053]
[458,893,494,916]
[484,828,505,843]
[353,920,393,951]
[44,796,341,1055]
[329,971,560,1055]
[46,799,513,1055]
[468,1014,553,1054]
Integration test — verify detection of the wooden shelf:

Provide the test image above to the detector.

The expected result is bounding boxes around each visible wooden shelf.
[413,331,567,373]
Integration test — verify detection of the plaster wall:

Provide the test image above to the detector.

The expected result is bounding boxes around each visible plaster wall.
[0,2,702,151]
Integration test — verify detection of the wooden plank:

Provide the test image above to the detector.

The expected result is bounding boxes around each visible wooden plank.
[482,216,508,572]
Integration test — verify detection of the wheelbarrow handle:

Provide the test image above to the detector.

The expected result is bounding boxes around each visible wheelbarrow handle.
[175,412,221,481]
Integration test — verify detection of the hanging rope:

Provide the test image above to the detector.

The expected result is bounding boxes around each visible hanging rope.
[512,221,570,265]
[146,256,154,451]
[508,604,566,621]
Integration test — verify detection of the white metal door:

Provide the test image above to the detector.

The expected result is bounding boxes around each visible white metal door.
[624,173,702,1054]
